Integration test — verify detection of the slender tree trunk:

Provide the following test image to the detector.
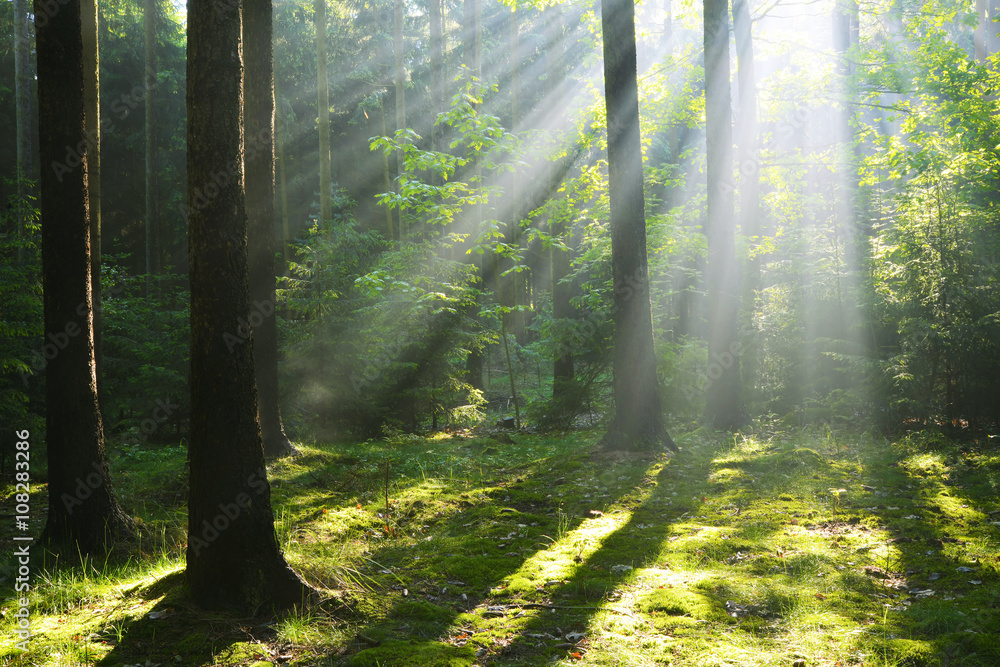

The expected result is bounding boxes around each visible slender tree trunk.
[663,0,672,51]
[380,102,395,241]
[316,0,331,232]
[186,0,314,611]
[508,7,527,342]
[599,0,676,452]
[703,0,748,430]
[394,0,406,240]
[833,0,866,354]
[430,0,444,153]
[462,0,485,391]
[246,0,296,460]
[275,77,291,264]
[144,0,159,300]
[83,0,102,379]
[732,0,759,398]
[37,0,132,552]
[14,0,32,265]
[547,5,574,400]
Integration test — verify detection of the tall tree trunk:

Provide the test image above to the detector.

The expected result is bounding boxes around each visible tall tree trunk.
[144,0,159,299]
[833,0,866,355]
[663,0,672,52]
[36,0,132,552]
[381,101,395,241]
[462,0,481,75]
[246,0,296,460]
[547,5,574,400]
[599,0,676,452]
[394,0,406,239]
[430,0,444,154]
[703,0,748,430]
[732,0,759,399]
[83,0,102,381]
[462,0,485,391]
[187,0,313,611]
[275,77,291,264]
[508,6,529,343]
[14,0,32,265]
[315,0,331,232]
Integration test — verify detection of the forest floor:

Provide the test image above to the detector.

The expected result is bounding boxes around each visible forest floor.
[2,424,1000,666]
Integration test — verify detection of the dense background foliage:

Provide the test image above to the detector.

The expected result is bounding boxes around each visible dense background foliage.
[1,0,998,449]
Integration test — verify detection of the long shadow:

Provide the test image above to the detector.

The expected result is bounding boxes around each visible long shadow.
[317,437,668,664]
[848,436,1000,665]
[96,570,275,666]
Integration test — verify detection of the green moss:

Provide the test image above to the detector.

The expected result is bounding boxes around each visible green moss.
[392,600,452,623]
[884,638,936,666]
[347,640,476,666]
[637,588,712,618]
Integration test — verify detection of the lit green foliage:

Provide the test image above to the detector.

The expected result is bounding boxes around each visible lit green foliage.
[860,6,1000,428]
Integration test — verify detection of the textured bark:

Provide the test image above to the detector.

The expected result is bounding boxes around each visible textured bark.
[315,0,331,230]
[83,0,102,379]
[37,0,132,553]
[246,0,296,459]
[14,0,32,264]
[144,0,159,298]
[599,0,676,452]
[187,0,313,611]
[703,0,748,430]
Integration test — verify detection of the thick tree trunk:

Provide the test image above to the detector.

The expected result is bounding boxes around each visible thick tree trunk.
[316,0,331,231]
[703,0,748,430]
[599,0,676,452]
[14,0,32,265]
[246,0,296,460]
[187,0,313,611]
[144,0,159,299]
[37,0,132,553]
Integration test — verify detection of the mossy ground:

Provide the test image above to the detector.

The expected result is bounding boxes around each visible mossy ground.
[2,425,999,666]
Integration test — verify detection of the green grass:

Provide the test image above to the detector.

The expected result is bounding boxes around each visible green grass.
[2,425,1000,666]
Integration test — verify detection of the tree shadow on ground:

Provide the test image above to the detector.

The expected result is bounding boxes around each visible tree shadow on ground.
[95,570,275,667]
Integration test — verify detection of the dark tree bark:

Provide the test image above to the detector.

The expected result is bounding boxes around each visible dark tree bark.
[144,0,159,299]
[599,0,676,452]
[36,0,132,553]
[187,0,313,611]
[83,0,102,381]
[315,0,331,230]
[14,0,32,264]
[703,0,748,430]
[245,0,296,459]
[275,76,291,264]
